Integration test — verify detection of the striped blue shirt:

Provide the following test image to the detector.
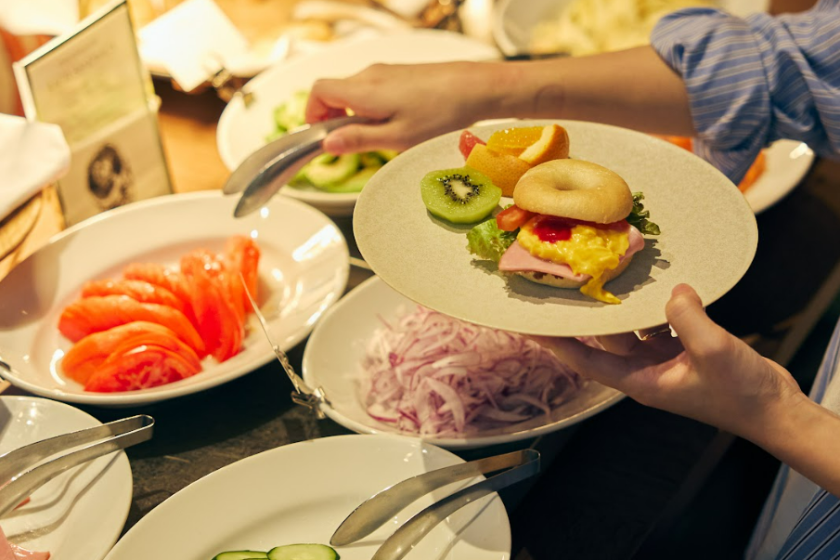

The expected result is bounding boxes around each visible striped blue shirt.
[651,3,840,558]
[650,0,840,184]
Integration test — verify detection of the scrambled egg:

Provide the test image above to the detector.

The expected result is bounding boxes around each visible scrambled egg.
[518,220,630,304]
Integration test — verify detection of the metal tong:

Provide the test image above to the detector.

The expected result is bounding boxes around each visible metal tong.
[0,415,154,519]
[223,115,373,218]
[332,448,540,560]
[240,276,330,418]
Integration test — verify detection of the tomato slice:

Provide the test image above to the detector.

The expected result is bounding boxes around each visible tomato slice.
[62,321,200,386]
[458,130,485,160]
[84,344,201,392]
[495,205,536,231]
[223,235,261,313]
[181,250,244,363]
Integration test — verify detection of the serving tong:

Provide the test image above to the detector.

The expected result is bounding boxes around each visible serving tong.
[0,415,154,519]
[224,115,374,218]
[241,276,330,418]
[333,448,540,560]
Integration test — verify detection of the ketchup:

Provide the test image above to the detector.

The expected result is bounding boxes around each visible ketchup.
[530,215,628,242]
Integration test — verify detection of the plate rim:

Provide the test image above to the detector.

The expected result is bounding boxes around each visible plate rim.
[0,191,350,406]
[102,433,512,559]
[0,395,132,560]
[302,274,625,449]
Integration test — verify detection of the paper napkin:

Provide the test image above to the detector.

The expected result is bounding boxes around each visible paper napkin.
[137,0,250,92]
[0,114,70,221]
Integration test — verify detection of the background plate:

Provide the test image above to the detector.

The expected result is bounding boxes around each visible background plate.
[0,396,132,560]
[303,275,624,449]
[217,30,500,217]
[354,120,758,337]
[746,140,814,213]
[0,191,349,406]
[103,435,511,560]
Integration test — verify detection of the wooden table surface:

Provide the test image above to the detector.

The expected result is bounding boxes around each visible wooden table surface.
[3,10,840,556]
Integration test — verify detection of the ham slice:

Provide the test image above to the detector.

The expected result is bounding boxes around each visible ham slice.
[498,224,646,278]
[0,527,50,560]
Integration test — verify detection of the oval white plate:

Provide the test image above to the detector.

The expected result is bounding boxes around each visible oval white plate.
[0,396,132,560]
[492,0,769,56]
[103,434,511,560]
[302,275,624,449]
[354,119,758,337]
[217,30,500,217]
[0,191,349,406]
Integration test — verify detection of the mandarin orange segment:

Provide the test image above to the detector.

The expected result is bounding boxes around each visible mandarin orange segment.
[486,126,544,156]
[465,144,532,197]
[518,124,570,166]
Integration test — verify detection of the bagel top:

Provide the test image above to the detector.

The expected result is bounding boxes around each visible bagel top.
[513,159,634,224]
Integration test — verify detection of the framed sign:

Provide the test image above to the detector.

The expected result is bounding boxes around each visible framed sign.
[14,1,172,226]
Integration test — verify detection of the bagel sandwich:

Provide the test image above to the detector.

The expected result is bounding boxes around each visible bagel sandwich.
[466,159,660,304]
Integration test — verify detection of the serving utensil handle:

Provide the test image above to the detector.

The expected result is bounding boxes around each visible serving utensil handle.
[371,449,540,560]
[0,415,154,519]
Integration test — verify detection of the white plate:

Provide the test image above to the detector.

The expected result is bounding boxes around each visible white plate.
[217,30,500,217]
[0,396,132,560]
[354,119,758,337]
[746,140,814,213]
[0,191,349,406]
[303,275,624,449]
[103,434,511,560]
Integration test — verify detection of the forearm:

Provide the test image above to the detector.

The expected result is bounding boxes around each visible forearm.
[748,393,840,498]
[479,47,695,137]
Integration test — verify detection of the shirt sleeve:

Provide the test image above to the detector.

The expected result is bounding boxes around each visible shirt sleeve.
[650,1,840,184]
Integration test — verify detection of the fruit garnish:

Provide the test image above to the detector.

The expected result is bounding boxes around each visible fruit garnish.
[486,126,544,156]
[420,167,501,224]
[459,130,486,160]
[465,144,532,197]
[518,124,570,166]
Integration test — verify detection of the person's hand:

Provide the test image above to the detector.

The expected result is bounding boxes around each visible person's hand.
[305,62,502,154]
[531,284,805,443]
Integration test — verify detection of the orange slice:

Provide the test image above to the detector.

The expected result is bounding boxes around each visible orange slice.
[518,124,570,166]
[486,126,544,156]
[466,144,532,197]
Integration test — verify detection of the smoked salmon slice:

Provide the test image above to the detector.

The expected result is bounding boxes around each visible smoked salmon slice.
[181,250,243,362]
[62,321,201,386]
[81,279,188,315]
[58,295,205,355]
[85,344,202,392]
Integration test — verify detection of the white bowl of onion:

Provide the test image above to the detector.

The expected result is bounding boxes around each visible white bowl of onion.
[302,275,625,449]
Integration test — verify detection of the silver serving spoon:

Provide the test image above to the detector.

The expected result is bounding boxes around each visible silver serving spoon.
[224,115,373,218]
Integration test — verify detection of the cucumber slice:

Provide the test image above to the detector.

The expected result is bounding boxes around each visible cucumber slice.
[213,551,268,560]
[375,149,399,161]
[304,154,361,187]
[267,544,339,560]
[320,166,381,193]
[359,152,385,167]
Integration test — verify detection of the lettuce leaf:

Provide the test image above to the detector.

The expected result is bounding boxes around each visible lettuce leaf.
[466,218,517,263]
[626,192,661,235]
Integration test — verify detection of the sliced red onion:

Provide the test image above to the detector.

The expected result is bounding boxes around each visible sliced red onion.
[361,305,585,435]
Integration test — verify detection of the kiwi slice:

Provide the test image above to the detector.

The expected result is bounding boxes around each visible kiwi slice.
[420,167,502,224]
